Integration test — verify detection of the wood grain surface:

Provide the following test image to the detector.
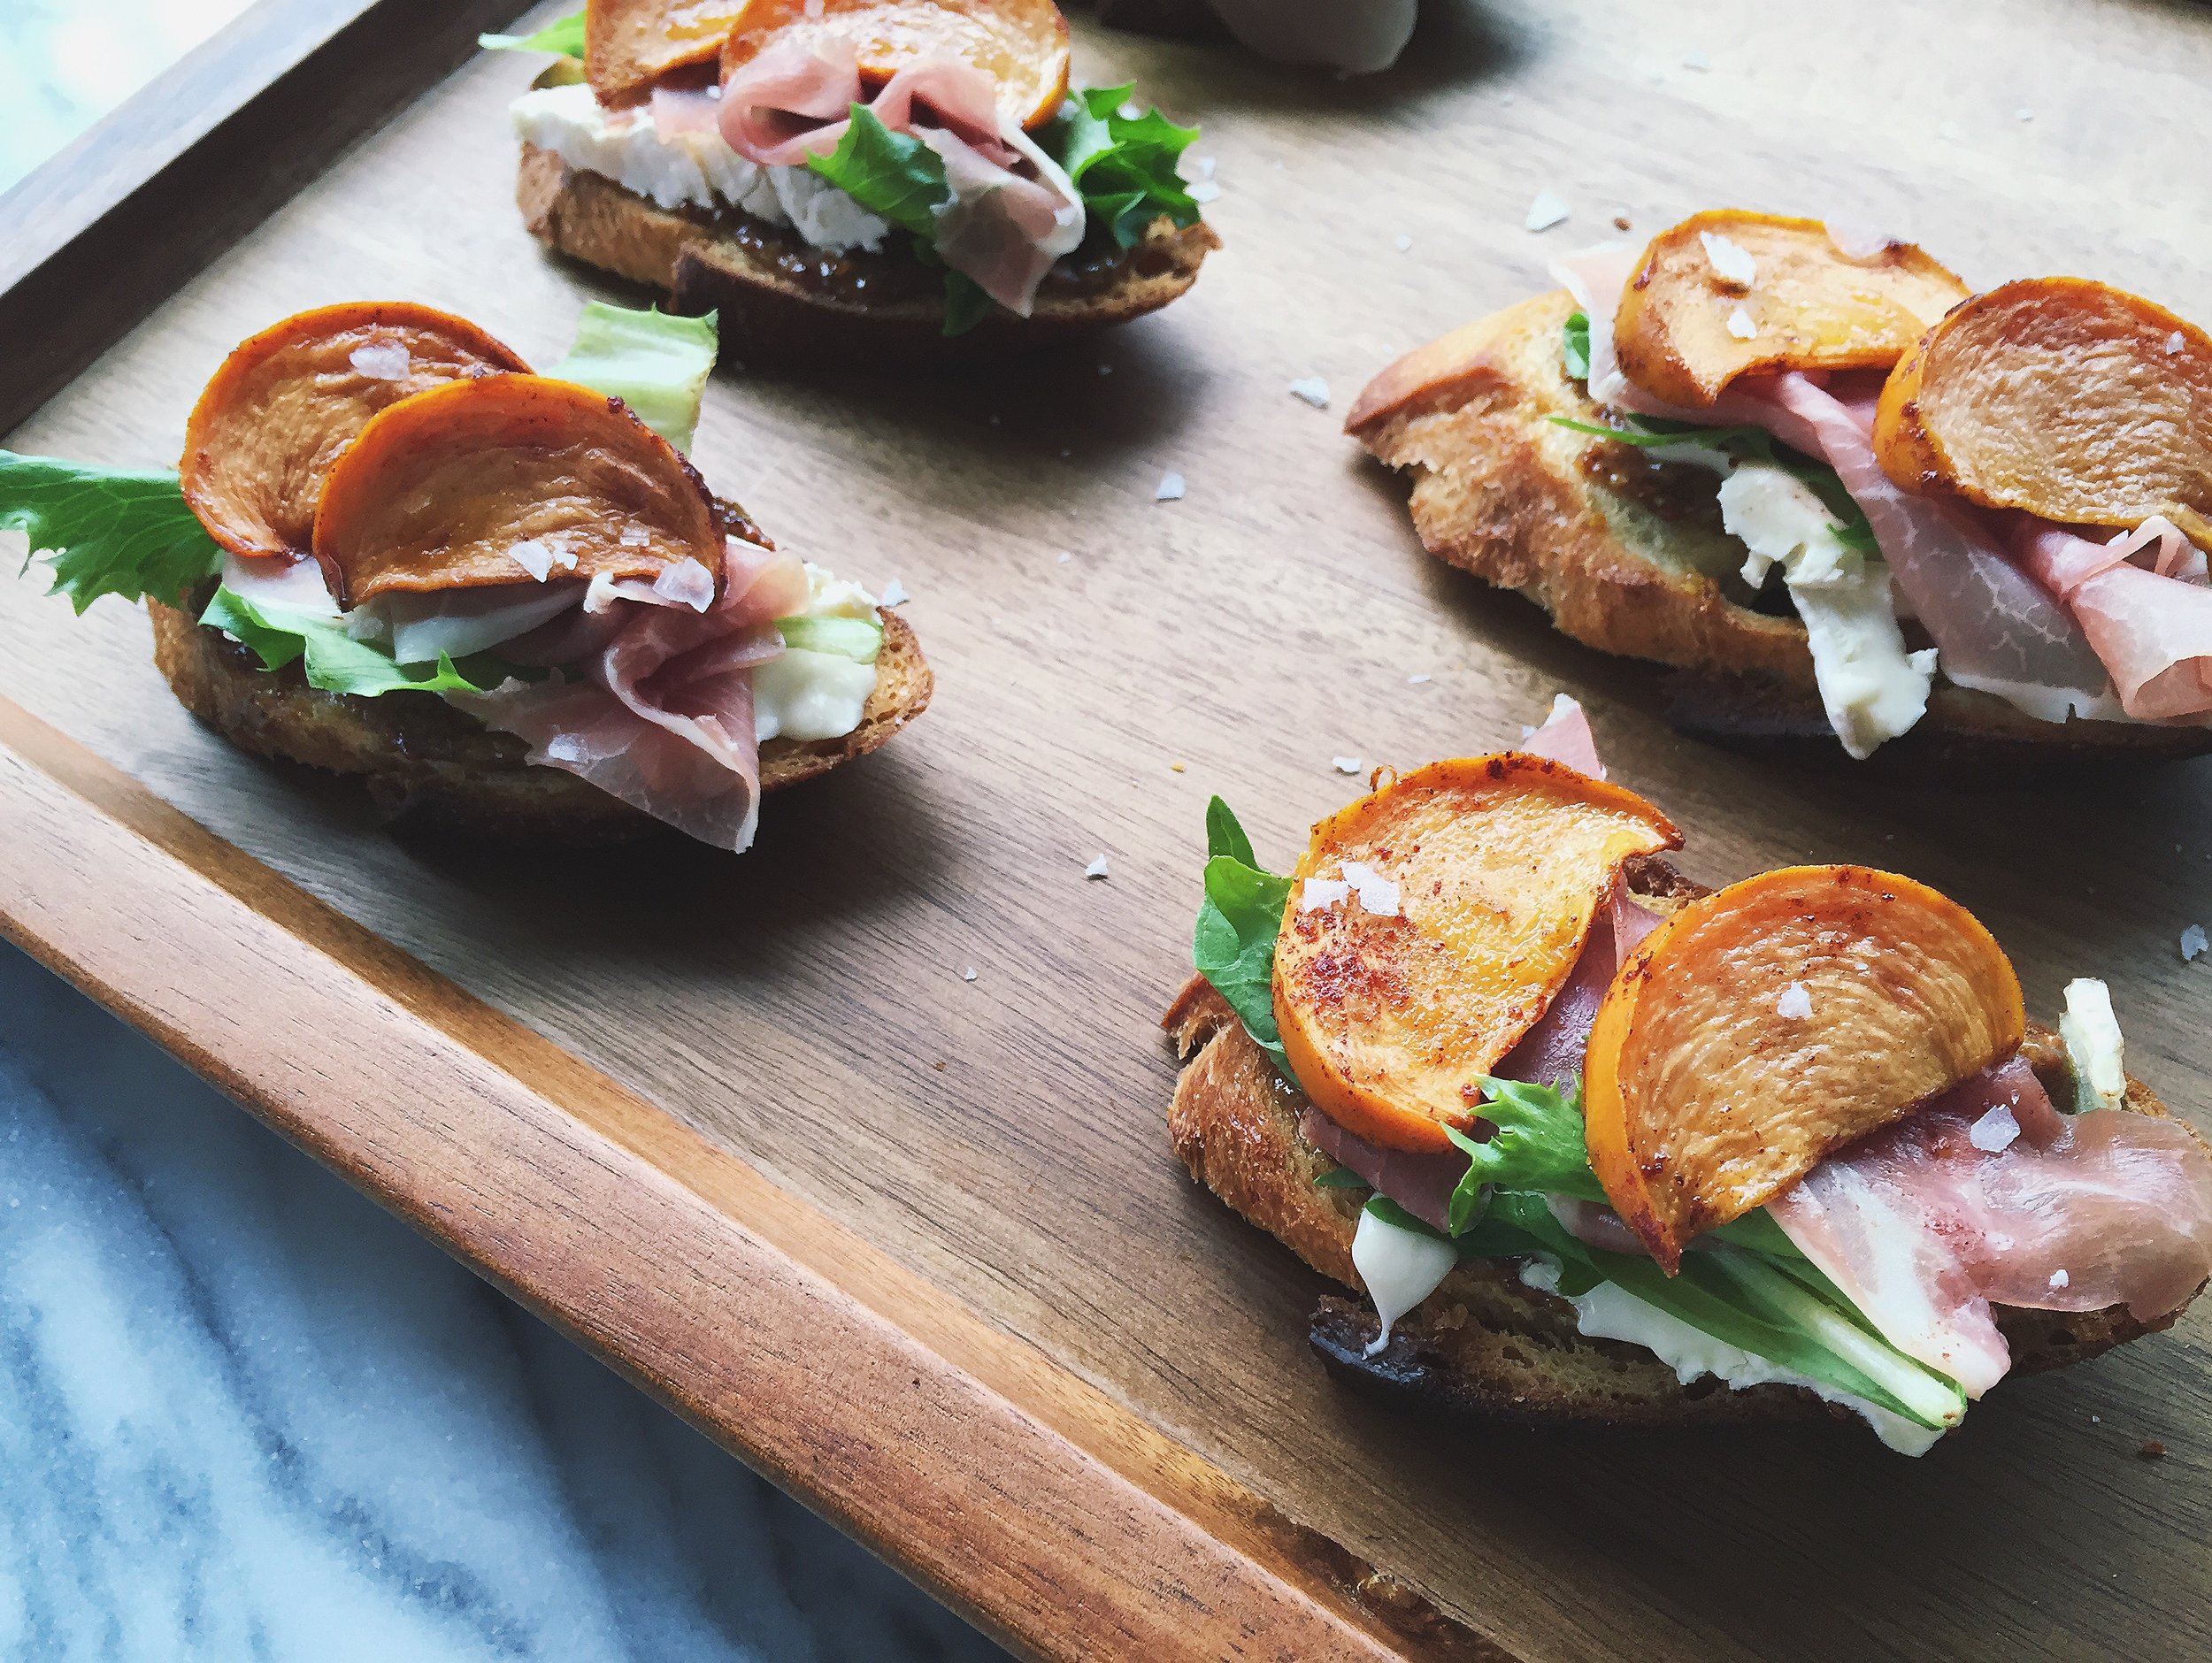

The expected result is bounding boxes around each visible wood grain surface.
[4,2,2210,1659]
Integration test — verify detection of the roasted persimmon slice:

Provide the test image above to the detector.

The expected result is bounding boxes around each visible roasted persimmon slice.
[1584,864,2025,1271]
[1272,755,1683,1154]
[310,375,722,608]
[588,0,749,107]
[1611,211,1968,409]
[180,303,527,563]
[718,0,1071,131]
[1873,276,2212,545]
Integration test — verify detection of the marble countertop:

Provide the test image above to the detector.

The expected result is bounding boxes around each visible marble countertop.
[0,941,1011,1661]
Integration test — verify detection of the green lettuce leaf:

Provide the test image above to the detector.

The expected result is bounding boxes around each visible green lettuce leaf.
[480,11,585,57]
[775,614,883,662]
[941,271,998,339]
[1443,1077,1609,1230]
[1562,310,1592,381]
[547,302,719,453]
[200,586,501,698]
[1363,1195,1448,1241]
[1042,85,1202,249]
[1192,797,1294,1076]
[807,104,950,239]
[2,451,224,614]
[1550,413,1878,553]
[1312,1166,1371,1192]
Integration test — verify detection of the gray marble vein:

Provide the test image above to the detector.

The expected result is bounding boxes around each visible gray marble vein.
[0,942,1011,1663]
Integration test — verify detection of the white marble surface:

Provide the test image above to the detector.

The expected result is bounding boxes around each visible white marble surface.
[0,941,1010,1662]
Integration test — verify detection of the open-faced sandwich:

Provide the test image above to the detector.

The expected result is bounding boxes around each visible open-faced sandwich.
[484,1,1218,362]
[1,300,928,847]
[1348,211,2212,765]
[1164,698,2212,1452]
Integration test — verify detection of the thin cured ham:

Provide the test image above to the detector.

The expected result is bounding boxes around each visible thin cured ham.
[1770,1057,2212,1396]
[457,538,811,851]
[717,38,1081,314]
[2014,520,2212,720]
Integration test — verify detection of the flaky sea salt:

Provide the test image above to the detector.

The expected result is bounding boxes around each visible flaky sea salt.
[1700,230,1756,287]
[1970,1103,2021,1153]
[2049,1268,2070,1290]
[1726,306,1758,340]
[1084,854,1110,880]
[1332,756,1362,775]
[1338,861,1401,917]
[349,342,411,380]
[1300,878,1351,912]
[2182,923,2208,962]
[1287,377,1331,410]
[1525,189,1571,233]
[879,578,910,606]
[1777,982,1813,1020]
[1155,472,1186,502]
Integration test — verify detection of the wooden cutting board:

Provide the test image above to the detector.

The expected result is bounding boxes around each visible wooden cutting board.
[4,3,2208,1658]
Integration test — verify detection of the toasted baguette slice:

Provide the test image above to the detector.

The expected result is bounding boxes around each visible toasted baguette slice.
[516,145,1220,370]
[1161,861,2197,1430]
[148,597,931,843]
[1348,290,2212,769]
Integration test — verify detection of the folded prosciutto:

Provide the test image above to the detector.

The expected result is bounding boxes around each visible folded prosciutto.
[1770,1058,2212,1396]
[718,38,1081,314]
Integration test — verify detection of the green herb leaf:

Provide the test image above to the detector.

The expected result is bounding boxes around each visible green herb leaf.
[1203,795,1259,867]
[1443,1077,1609,1233]
[1313,1167,1371,1192]
[546,302,720,453]
[200,586,501,698]
[1,451,224,614]
[941,270,998,339]
[1363,1195,1449,1241]
[775,614,883,663]
[480,11,586,57]
[1562,310,1592,381]
[1042,85,1201,250]
[806,104,950,241]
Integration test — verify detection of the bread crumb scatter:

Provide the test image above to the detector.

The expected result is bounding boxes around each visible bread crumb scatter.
[1170,760,1187,773]
[2140,1439,2167,1459]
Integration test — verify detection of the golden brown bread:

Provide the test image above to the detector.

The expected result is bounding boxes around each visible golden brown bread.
[1348,289,2212,769]
[148,597,932,842]
[1161,859,2196,1430]
[516,144,1221,370]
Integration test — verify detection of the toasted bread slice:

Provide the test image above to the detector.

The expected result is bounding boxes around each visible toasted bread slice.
[516,144,1220,370]
[1162,860,2196,1430]
[1348,290,2212,769]
[148,597,932,843]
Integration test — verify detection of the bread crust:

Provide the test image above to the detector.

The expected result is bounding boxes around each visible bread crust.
[1348,290,2212,766]
[148,597,932,843]
[1162,862,2200,1430]
[517,144,1220,370]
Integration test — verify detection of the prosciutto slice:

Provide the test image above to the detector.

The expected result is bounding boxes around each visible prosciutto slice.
[1770,1057,2212,1396]
[717,38,1081,314]
[456,538,810,852]
[2014,520,2212,720]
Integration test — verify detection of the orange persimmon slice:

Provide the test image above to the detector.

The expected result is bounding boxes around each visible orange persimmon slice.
[719,0,1071,131]
[180,303,528,563]
[1272,755,1683,1154]
[1873,276,2212,546]
[1583,864,2025,1271]
[1611,211,1968,408]
[587,0,749,107]
[310,375,722,609]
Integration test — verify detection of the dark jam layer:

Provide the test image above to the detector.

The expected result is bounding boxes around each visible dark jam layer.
[1577,439,1727,534]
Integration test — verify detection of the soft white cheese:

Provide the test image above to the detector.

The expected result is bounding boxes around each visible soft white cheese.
[755,562,885,745]
[2058,977,2127,1113]
[1350,1207,1457,1357]
[1719,462,1937,760]
[1519,1259,1945,1456]
[510,82,890,255]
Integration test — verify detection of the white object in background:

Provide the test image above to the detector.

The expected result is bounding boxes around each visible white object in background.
[1204,0,1419,74]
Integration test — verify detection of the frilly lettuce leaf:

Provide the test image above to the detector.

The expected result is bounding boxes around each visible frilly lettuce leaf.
[200,586,503,698]
[480,11,585,57]
[547,301,720,453]
[1043,86,1202,249]
[1,451,224,614]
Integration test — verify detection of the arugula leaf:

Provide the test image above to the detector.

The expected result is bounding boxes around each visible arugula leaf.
[941,271,998,340]
[1203,794,1259,868]
[1042,86,1202,249]
[1562,310,1592,381]
[479,11,585,57]
[775,615,883,662]
[1313,1167,1371,1192]
[200,586,498,698]
[806,105,950,240]
[1549,414,1878,553]
[1195,853,1293,1074]
[1443,1077,1609,1230]
[2,451,224,614]
[547,302,719,453]
[1364,1195,1448,1241]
